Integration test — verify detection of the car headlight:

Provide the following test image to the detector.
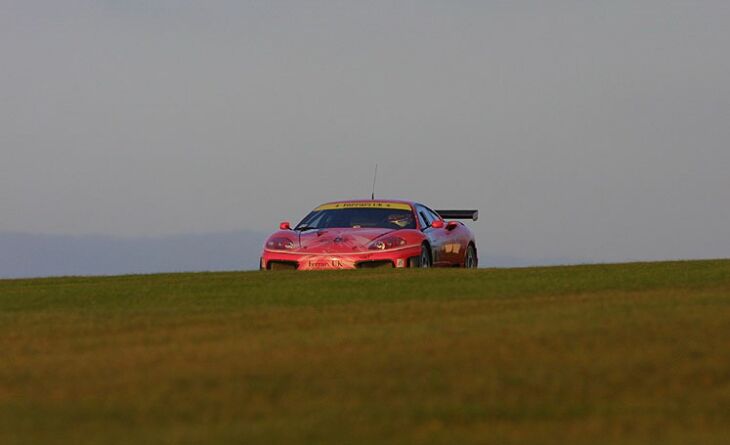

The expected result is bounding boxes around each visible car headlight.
[369,236,408,250]
[266,237,295,250]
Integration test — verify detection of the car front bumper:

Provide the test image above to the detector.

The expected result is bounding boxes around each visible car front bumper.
[261,246,422,270]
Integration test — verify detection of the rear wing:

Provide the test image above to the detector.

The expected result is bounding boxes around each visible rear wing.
[435,210,479,221]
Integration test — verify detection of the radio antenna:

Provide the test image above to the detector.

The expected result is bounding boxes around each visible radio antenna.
[371,164,378,200]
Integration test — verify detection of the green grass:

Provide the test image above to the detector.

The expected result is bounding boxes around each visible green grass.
[1,260,730,444]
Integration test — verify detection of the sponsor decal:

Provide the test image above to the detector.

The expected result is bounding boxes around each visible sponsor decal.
[444,243,462,254]
[315,202,412,211]
[299,256,355,270]
[309,261,331,268]
[306,259,344,268]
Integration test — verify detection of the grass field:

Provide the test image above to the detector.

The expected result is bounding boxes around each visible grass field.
[1,260,729,444]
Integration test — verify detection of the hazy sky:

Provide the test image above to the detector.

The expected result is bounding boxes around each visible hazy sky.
[2,1,729,263]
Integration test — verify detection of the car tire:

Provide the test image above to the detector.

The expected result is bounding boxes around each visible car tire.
[419,244,431,268]
[464,244,477,268]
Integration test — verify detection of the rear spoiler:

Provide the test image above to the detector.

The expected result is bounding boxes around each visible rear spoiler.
[435,210,479,221]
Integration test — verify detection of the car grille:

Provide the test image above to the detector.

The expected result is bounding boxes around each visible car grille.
[267,261,299,271]
[356,260,394,269]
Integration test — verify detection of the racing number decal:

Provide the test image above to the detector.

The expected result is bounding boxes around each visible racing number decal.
[444,243,461,255]
[433,243,459,263]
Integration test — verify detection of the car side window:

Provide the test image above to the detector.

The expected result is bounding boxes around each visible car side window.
[425,207,442,224]
[415,205,432,229]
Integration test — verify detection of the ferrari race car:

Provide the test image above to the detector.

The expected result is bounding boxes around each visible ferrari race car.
[260,200,478,270]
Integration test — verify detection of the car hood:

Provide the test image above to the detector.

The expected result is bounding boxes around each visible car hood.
[295,228,395,253]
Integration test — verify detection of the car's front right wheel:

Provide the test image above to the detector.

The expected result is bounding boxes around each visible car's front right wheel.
[408,244,432,268]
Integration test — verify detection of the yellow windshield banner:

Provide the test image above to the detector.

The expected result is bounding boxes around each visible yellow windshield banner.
[315,202,412,211]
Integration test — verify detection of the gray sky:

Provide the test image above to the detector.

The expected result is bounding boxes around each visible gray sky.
[2,1,729,263]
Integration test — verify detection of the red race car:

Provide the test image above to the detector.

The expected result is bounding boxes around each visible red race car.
[260,200,478,270]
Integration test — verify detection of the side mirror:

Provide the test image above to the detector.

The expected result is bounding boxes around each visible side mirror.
[431,220,445,229]
[446,221,459,231]
[279,221,291,230]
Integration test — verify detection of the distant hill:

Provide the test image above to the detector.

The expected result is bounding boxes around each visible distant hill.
[0,231,267,279]
[0,231,579,278]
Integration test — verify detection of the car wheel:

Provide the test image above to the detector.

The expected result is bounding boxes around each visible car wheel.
[419,244,431,268]
[464,244,477,268]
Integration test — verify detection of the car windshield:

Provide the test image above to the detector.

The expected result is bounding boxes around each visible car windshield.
[296,207,416,230]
